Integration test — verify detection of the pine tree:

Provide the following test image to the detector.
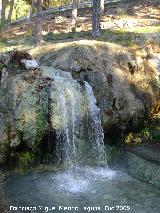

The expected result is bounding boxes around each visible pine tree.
[35,0,43,46]
[1,0,8,25]
[92,0,101,37]
[31,0,35,17]
[8,0,15,23]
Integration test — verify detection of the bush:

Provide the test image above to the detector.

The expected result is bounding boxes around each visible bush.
[125,127,156,145]
[125,132,142,144]
[16,151,35,168]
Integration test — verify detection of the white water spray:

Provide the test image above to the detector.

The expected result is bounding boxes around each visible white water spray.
[50,71,106,166]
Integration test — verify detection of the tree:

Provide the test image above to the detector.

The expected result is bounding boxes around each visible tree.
[100,0,104,15]
[29,0,35,20]
[92,0,101,37]
[71,0,78,32]
[8,0,15,22]
[31,0,35,15]
[35,0,43,46]
[1,0,8,25]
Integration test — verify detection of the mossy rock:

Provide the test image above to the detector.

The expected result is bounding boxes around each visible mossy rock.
[16,151,35,169]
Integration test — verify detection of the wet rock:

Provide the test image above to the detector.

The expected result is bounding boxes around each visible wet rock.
[0,113,7,164]
[0,68,8,88]
[0,67,88,164]
[124,152,160,188]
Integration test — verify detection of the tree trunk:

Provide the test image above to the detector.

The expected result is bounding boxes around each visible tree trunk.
[71,0,78,32]
[92,0,101,37]
[31,0,35,15]
[1,0,8,25]
[8,0,15,23]
[35,0,43,46]
[100,0,104,15]
[29,0,35,20]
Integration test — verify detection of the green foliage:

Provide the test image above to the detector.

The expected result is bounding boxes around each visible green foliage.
[25,0,70,8]
[16,151,35,168]
[125,133,142,144]
[140,127,153,141]
[125,125,159,145]
[8,0,92,21]
[47,0,73,7]
[11,0,30,21]
[36,112,46,140]
[36,88,48,141]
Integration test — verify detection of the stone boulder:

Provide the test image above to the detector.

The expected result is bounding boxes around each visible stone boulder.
[0,69,48,163]
[39,40,159,130]
[0,67,88,164]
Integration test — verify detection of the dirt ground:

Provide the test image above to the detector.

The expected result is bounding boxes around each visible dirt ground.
[0,0,159,41]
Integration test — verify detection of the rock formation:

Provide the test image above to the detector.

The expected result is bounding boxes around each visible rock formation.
[0,41,159,166]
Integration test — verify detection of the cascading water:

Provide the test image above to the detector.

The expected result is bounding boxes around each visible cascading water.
[5,69,160,213]
[50,71,86,166]
[48,70,111,194]
[84,81,106,165]
[50,71,106,167]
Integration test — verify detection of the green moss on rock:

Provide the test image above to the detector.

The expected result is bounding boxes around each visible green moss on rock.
[16,151,35,169]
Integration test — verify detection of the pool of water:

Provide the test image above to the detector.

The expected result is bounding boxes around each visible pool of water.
[4,166,160,213]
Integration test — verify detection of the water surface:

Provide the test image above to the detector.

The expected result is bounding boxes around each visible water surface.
[5,166,160,213]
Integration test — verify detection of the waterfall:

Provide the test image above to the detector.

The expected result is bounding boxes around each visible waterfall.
[84,81,106,165]
[49,70,106,167]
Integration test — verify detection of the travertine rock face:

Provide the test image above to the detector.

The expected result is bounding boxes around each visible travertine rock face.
[0,67,88,164]
[39,41,159,130]
[0,41,159,164]
[0,68,48,163]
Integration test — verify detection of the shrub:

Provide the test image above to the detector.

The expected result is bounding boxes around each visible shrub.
[125,132,142,144]
[16,151,35,168]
